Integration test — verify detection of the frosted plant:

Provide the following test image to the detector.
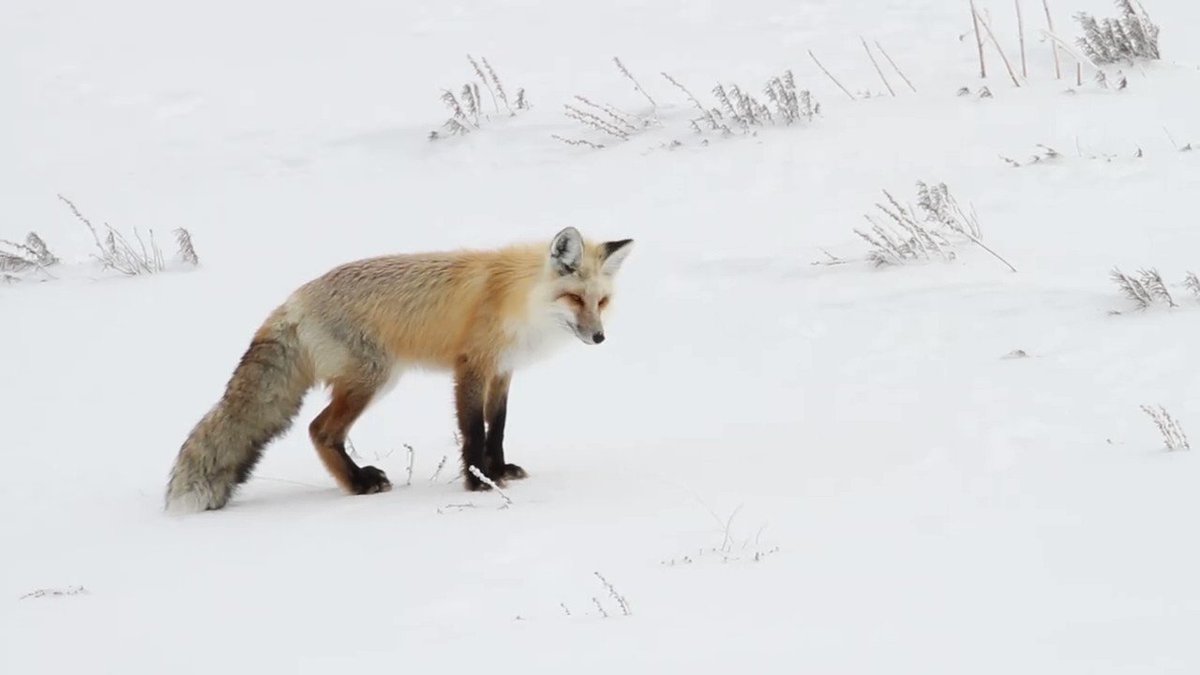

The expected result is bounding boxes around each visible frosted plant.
[1184,271,1200,299]
[431,55,528,140]
[1074,0,1160,64]
[0,232,58,274]
[660,70,816,141]
[58,195,198,276]
[556,58,659,148]
[1141,405,1189,451]
[853,182,1015,272]
[1110,267,1177,309]
[174,228,199,266]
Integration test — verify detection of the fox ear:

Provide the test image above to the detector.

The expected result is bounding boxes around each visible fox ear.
[600,239,634,276]
[549,227,584,275]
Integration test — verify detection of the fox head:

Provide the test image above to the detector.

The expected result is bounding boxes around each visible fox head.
[545,226,633,345]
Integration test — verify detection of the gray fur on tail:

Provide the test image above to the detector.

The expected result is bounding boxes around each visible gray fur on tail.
[165,320,313,513]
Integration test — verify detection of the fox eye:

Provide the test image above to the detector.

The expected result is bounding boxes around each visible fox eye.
[598,296,610,309]
[561,293,584,307]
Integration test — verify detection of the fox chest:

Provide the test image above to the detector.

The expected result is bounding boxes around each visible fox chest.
[497,312,573,373]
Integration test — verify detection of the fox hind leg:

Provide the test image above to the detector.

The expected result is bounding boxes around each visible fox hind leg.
[309,379,391,495]
[484,373,526,482]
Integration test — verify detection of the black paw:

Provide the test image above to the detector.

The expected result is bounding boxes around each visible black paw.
[464,464,497,491]
[353,466,392,495]
[496,463,527,480]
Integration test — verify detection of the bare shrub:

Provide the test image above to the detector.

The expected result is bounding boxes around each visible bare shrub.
[1075,0,1160,64]
[0,232,59,274]
[430,55,530,140]
[660,69,818,139]
[853,182,1016,272]
[58,195,198,276]
[1111,267,1180,309]
[556,58,659,149]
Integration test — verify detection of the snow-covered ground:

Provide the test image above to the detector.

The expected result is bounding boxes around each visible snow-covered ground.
[5,0,1200,672]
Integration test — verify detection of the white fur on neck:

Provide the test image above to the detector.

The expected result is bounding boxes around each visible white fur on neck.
[498,304,574,373]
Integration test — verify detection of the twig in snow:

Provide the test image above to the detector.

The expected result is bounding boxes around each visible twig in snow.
[20,586,88,600]
[563,104,630,140]
[467,466,512,508]
[430,455,448,482]
[480,57,515,115]
[1043,0,1062,78]
[594,572,632,616]
[974,5,1023,86]
[807,50,856,101]
[404,443,415,486]
[861,37,896,96]
[1016,0,1028,77]
[661,72,724,132]
[613,57,657,108]
[874,41,917,92]
[970,0,988,78]
[551,134,606,149]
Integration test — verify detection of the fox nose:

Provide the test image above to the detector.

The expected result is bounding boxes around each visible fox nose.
[592,331,605,344]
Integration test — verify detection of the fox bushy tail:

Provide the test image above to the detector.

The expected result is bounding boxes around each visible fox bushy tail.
[165,318,313,513]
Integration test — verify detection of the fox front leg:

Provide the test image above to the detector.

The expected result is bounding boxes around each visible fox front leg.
[484,373,526,482]
[455,362,493,491]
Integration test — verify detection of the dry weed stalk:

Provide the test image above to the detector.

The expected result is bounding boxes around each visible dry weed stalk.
[861,37,896,96]
[1043,0,1062,78]
[970,0,988,78]
[974,5,1024,86]
[613,56,657,108]
[594,572,632,616]
[874,41,918,92]
[431,55,528,140]
[57,194,197,275]
[807,50,856,100]
[1141,405,1189,451]
[1016,0,1028,77]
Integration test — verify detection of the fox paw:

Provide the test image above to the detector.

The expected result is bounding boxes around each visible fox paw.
[353,466,392,495]
[495,463,527,480]
[464,474,494,491]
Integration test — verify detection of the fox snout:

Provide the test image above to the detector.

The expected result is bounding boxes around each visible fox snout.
[577,327,605,345]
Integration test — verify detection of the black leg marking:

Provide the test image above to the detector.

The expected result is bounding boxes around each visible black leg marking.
[484,374,527,482]
[455,363,490,491]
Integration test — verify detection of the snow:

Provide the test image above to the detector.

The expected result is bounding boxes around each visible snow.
[4,0,1200,672]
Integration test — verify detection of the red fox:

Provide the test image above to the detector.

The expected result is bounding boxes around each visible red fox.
[165,227,633,513]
